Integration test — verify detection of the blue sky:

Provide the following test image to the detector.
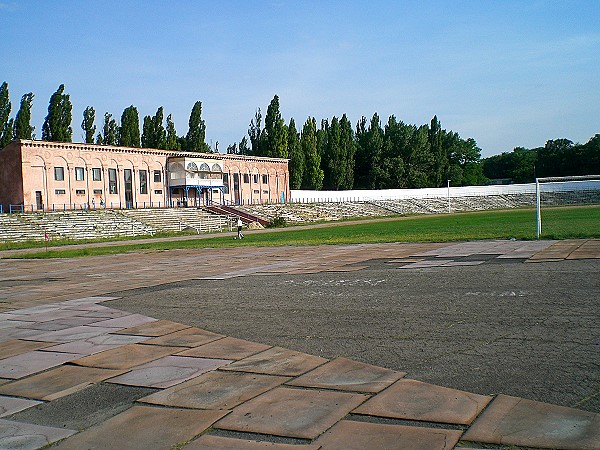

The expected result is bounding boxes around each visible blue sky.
[1,0,598,157]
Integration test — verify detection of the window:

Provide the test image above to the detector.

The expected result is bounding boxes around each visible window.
[93,189,103,195]
[75,167,85,181]
[154,189,163,194]
[108,168,118,194]
[223,173,229,194]
[76,189,85,195]
[55,189,66,195]
[243,174,250,183]
[253,174,259,184]
[92,168,102,181]
[54,167,64,181]
[154,170,161,182]
[139,170,148,194]
[262,174,268,184]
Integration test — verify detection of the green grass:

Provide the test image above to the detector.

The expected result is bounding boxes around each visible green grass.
[4,206,599,259]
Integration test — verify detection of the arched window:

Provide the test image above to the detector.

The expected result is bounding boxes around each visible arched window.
[211,163,222,172]
[169,162,184,172]
[186,162,198,171]
[199,163,210,172]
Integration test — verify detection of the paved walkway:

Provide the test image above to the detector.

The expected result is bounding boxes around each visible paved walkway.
[0,240,599,449]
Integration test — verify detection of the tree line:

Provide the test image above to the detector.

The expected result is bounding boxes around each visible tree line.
[482,136,600,182]
[0,82,211,153]
[227,95,487,190]
[2,81,597,190]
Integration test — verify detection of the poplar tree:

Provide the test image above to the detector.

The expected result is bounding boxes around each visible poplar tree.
[239,136,250,155]
[165,114,180,150]
[339,114,356,189]
[186,101,208,152]
[42,84,72,142]
[354,116,369,188]
[287,117,303,189]
[119,105,140,147]
[142,106,167,149]
[98,112,118,145]
[81,106,96,144]
[0,82,14,148]
[428,115,447,187]
[301,117,323,189]
[14,93,35,140]
[248,108,262,155]
[263,95,288,158]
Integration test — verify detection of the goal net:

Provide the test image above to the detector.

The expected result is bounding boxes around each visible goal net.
[536,175,600,239]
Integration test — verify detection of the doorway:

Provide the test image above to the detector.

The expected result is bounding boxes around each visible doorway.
[35,191,43,210]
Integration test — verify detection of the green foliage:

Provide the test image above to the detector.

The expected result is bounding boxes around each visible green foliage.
[482,135,599,182]
[81,106,96,144]
[97,112,118,145]
[339,114,356,190]
[301,117,323,189]
[248,108,262,155]
[119,105,141,147]
[14,93,35,140]
[268,216,287,228]
[165,114,180,150]
[0,82,14,148]
[141,106,167,149]
[288,117,303,189]
[263,95,288,158]
[186,101,209,152]
[42,84,72,142]
[239,136,250,155]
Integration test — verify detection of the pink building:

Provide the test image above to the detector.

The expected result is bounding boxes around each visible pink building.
[0,140,289,212]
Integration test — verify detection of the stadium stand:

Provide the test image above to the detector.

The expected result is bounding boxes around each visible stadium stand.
[121,208,235,234]
[2,188,598,242]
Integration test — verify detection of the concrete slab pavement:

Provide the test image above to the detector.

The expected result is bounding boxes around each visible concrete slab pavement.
[0,239,598,448]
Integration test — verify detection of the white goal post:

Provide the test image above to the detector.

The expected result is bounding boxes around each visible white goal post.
[535,175,600,239]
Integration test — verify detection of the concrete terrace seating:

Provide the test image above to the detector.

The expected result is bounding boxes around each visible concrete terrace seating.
[14,210,154,241]
[0,214,46,242]
[373,193,538,215]
[121,208,234,234]
[241,202,392,224]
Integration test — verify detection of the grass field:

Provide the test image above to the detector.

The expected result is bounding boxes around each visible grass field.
[2,206,599,259]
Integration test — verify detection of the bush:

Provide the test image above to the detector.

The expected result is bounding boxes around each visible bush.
[268,216,287,228]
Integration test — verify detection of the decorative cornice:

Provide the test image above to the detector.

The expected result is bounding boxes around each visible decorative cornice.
[16,139,289,163]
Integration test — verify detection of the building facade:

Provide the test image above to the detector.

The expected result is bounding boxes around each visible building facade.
[0,140,289,212]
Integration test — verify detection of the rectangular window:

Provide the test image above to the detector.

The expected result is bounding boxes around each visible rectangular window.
[76,189,85,195]
[92,168,102,181]
[54,167,64,181]
[108,168,118,194]
[154,170,161,182]
[243,174,249,184]
[222,173,229,194]
[93,189,103,195]
[253,174,259,184]
[55,189,66,195]
[262,174,268,184]
[139,170,148,194]
[154,189,163,194]
[75,167,85,181]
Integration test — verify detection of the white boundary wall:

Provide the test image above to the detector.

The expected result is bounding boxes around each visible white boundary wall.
[291,180,600,203]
